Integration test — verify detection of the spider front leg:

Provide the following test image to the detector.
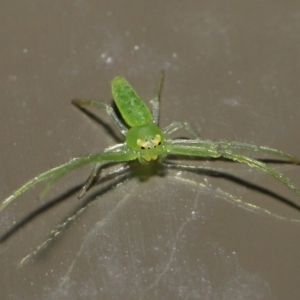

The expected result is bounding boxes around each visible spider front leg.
[0,151,138,212]
[165,140,300,198]
[223,152,300,196]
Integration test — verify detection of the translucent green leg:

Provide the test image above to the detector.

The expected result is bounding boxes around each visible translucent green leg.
[1,151,137,211]
[72,99,128,135]
[150,70,164,124]
[165,140,300,199]
[18,164,131,267]
[216,140,299,163]
[77,163,102,199]
[76,144,128,199]
[222,151,300,198]
[169,139,299,163]
[163,121,199,138]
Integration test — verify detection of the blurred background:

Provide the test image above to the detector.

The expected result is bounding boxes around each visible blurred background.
[1,1,300,299]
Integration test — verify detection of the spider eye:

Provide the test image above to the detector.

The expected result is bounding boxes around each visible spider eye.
[136,134,162,150]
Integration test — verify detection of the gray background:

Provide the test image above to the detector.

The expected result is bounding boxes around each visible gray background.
[1,1,300,299]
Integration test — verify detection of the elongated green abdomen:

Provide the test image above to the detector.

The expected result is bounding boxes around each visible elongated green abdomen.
[112,76,153,127]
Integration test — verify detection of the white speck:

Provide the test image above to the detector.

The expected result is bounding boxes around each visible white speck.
[101,53,106,58]
[172,53,177,58]
[134,45,139,51]
[191,211,195,215]
[223,97,241,107]
[106,57,113,64]
[23,48,28,54]
[237,80,241,84]
[228,70,233,75]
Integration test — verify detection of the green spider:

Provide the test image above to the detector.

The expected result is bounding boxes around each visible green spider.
[1,71,300,215]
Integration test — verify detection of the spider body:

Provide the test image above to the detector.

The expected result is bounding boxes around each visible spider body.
[1,71,300,212]
[111,76,166,162]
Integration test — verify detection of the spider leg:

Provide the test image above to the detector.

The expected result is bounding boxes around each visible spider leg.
[76,144,129,199]
[169,139,299,163]
[219,141,299,163]
[72,99,128,135]
[165,140,300,198]
[77,163,102,199]
[40,144,132,199]
[40,144,127,199]
[1,150,137,212]
[223,151,300,197]
[18,164,132,267]
[19,204,87,267]
[150,70,164,124]
[163,121,199,138]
